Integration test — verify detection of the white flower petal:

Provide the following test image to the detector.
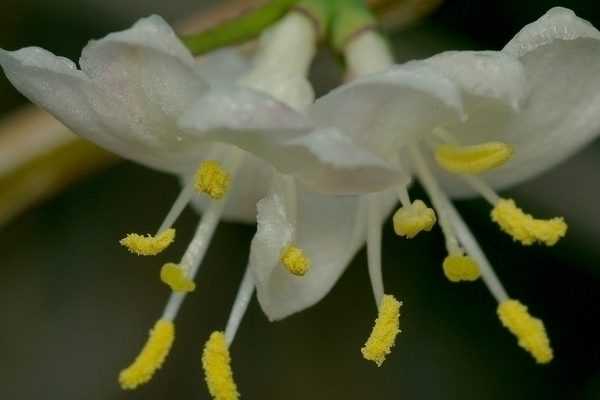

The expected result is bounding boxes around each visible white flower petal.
[178,87,407,194]
[1,16,214,174]
[503,7,600,58]
[308,63,465,159]
[423,50,528,111]
[0,46,165,170]
[441,8,600,195]
[250,180,397,321]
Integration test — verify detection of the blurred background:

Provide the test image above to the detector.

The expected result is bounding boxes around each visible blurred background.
[1,0,599,399]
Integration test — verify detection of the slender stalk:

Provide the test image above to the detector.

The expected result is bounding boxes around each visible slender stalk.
[181,0,300,55]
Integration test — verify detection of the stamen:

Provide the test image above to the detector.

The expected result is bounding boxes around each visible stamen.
[392,199,437,239]
[443,253,480,282]
[195,160,231,200]
[435,142,513,174]
[491,199,567,246]
[497,299,553,364]
[202,331,240,400]
[119,319,175,390]
[119,180,196,256]
[361,294,402,367]
[161,150,244,322]
[120,228,176,256]
[280,245,311,276]
[160,263,196,293]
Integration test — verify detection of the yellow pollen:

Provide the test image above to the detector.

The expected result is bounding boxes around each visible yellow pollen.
[435,141,513,174]
[202,331,240,400]
[195,160,231,199]
[119,319,175,390]
[491,198,567,246]
[497,299,553,364]
[280,245,311,276]
[361,294,402,366]
[120,228,175,256]
[442,254,480,282]
[160,263,196,293]
[393,200,437,239]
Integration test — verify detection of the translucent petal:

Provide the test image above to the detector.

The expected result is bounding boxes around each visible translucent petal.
[250,180,397,321]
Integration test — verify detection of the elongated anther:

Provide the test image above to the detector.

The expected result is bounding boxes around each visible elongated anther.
[202,331,240,400]
[491,199,567,246]
[361,294,402,366]
[498,299,553,363]
[120,228,175,256]
[435,142,513,174]
[119,319,175,389]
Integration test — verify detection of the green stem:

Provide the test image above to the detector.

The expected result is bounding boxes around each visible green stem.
[331,0,376,51]
[295,0,335,37]
[181,0,300,55]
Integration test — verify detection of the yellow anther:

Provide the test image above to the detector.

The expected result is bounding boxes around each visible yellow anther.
[119,319,175,390]
[497,299,553,364]
[361,294,402,367]
[435,142,513,174]
[195,160,231,199]
[160,263,196,293]
[443,253,480,282]
[393,200,437,239]
[120,228,175,256]
[280,245,311,276]
[491,198,567,246]
[202,331,240,400]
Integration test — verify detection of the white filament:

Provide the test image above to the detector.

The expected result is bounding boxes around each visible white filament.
[367,195,385,306]
[156,179,195,235]
[224,266,256,345]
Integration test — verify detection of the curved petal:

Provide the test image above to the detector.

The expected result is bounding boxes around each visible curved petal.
[441,8,600,196]
[250,179,397,321]
[423,50,528,111]
[308,63,465,159]
[178,87,408,194]
[0,47,165,170]
[1,16,213,174]
[503,7,600,58]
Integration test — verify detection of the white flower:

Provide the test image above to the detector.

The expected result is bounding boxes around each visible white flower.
[0,11,410,394]
[255,7,600,365]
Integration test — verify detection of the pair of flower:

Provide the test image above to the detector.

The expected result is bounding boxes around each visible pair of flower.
[2,5,600,399]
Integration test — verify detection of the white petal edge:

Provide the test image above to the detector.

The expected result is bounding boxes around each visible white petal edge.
[423,50,529,111]
[503,7,600,58]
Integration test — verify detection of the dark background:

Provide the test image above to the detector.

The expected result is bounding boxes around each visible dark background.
[1,1,599,399]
